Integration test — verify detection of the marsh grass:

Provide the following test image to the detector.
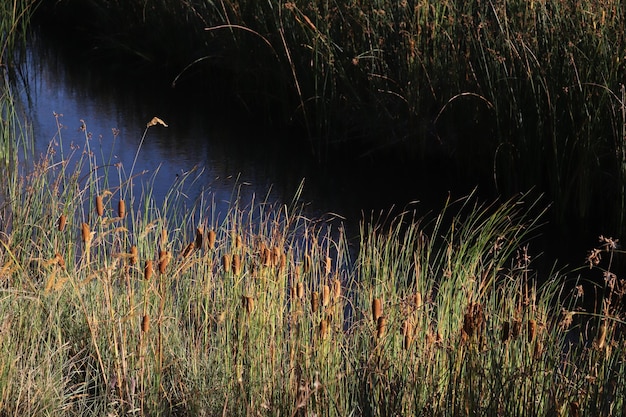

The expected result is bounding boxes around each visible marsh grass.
[2,3,626,414]
[1,112,625,415]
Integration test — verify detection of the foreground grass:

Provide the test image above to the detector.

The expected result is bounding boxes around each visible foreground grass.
[0,120,625,416]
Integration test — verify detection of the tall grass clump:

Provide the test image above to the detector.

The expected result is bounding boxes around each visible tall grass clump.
[0,108,625,414]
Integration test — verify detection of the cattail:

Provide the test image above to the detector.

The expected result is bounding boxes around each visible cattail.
[242,296,254,315]
[333,278,341,300]
[96,195,104,217]
[322,284,330,307]
[141,314,150,332]
[232,253,242,275]
[81,222,91,244]
[272,246,280,266]
[413,292,422,309]
[303,254,312,273]
[222,254,231,273]
[512,319,522,339]
[376,316,386,339]
[403,320,414,350]
[319,319,329,339]
[130,245,138,266]
[207,229,216,249]
[528,319,537,341]
[118,199,126,218]
[144,260,153,281]
[296,282,304,299]
[57,214,67,232]
[160,228,168,248]
[324,256,332,276]
[501,321,511,343]
[311,291,319,313]
[195,227,203,249]
[158,250,169,274]
[262,246,272,267]
[279,252,287,271]
[235,234,243,249]
[372,298,382,324]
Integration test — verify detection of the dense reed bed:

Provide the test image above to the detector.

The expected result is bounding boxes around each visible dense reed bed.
[2,2,625,415]
[0,113,625,415]
[35,0,626,233]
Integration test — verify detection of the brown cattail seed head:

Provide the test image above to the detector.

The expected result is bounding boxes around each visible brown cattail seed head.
[311,291,319,313]
[512,319,522,339]
[242,296,254,315]
[194,227,203,249]
[58,214,67,232]
[235,234,243,249]
[333,278,341,300]
[376,316,386,339]
[528,319,537,341]
[403,320,414,350]
[319,319,329,339]
[222,254,231,273]
[81,222,91,244]
[144,260,153,281]
[207,229,216,249]
[130,245,138,266]
[160,228,168,248]
[322,284,330,307]
[414,292,422,309]
[232,253,242,275]
[296,282,304,299]
[118,199,126,218]
[262,246,271,267]
[303,254,312,273]
[158,250,169,274]
[372,298,382,324]
[96,195,104,217]
[279,252,287,271]
[325,256,332,276]
[141,314,150,332]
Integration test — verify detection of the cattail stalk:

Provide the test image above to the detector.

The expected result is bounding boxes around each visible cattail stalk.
[141,314,150,332]
[144,260,153,281]
[372,298,382,324]
[96,195,104,217]
[130,245,138,266]
[158,250,169,274]
[311,291,319,313]
[376,316,386,339]
[232,253,242,275]
[81,222,91,244]
[118,199,126,218]
[207,230,216,249]
[322,284,330,307]
[58,214,67,232]
[195,227,204,249]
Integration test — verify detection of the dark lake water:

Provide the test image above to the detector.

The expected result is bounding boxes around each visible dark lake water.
[17,30,605,274]
[19,31,461,242]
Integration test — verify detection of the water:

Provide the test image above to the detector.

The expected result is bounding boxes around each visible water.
[19,30,464,244]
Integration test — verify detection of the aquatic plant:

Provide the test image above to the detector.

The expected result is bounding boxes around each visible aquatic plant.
[0,118,625,415]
